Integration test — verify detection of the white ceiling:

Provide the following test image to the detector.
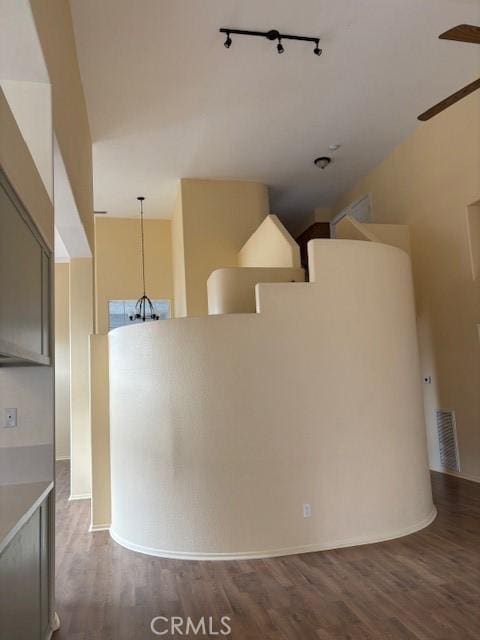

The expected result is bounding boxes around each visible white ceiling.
[70,0,480,225]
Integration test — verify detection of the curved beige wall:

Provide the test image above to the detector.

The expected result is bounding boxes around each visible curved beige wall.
[109,240,434,560]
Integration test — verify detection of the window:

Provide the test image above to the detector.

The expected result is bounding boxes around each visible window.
[330,194,372,237]
[108,299,171,330]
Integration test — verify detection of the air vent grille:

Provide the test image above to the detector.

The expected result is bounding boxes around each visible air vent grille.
[436,409,460,472]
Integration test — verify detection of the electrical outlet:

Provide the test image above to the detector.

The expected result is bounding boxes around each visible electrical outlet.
[4,408,17,428]
[303,503,312,518]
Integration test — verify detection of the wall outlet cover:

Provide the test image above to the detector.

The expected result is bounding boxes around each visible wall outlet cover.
[4,408,17,428]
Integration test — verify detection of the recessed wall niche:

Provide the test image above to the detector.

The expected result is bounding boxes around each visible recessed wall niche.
[466,201,480,281]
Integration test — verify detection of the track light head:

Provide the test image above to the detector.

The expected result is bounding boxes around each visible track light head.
[224,32,232,48]
[277,38,284,54]
[314,40,322,56]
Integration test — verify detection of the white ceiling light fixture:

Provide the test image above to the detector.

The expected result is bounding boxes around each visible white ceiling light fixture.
[314,156,331,170]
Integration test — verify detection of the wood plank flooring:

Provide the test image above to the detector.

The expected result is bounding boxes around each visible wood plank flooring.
[54,462,480,639]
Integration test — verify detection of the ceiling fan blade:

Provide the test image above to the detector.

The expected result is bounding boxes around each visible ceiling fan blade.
[439,24,480,44]
[418,78,480,121]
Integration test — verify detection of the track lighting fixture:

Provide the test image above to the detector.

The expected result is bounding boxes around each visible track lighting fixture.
[219,27,322,56]
[314,156,332,170]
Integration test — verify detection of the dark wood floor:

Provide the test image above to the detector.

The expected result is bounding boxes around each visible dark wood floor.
[54,461,480,639]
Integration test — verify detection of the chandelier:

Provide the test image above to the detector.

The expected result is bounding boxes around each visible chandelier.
[129,197,160,322]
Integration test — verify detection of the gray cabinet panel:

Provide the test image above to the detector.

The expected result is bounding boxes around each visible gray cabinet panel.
[0,509,41,640]
[0,170,51,365]
[0,494,52,640]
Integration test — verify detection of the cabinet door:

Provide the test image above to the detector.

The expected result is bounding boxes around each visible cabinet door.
[0,510,41,640]
[0,172,50,364]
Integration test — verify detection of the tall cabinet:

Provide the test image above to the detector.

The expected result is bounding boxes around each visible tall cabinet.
[0,164,55,640]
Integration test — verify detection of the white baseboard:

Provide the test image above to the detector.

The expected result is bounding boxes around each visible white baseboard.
[431,467,480,484]
[68,493,91,501]
[89,523,110,532]
[55,456,70,461]
[109,507,437,561]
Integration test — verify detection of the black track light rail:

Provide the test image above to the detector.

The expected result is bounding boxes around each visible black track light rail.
[220,27,322,55]
[220,28,318,44]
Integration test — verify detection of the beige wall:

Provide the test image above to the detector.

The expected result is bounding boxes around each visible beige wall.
[334,216,379,243]
[238,215,301,268]
[207,267,305,315]
[69,258,93,499]
[94,217,174,334]
[1,81,53,199]
[26,1,96,504]
[171,189,187,318]
[336,217,412,256]
[0,90,53,248]
[54,263,70,460]
[30,0,94,250]
[89,334,110,530]
[334,92,480,479]
[109,240,433,558]
[367,224,411,255]
[180,179,269,316]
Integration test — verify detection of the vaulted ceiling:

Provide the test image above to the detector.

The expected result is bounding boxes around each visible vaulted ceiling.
[70,0,480,223]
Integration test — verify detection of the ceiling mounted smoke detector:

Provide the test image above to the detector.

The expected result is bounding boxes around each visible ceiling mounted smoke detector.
[314,156,331,169]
